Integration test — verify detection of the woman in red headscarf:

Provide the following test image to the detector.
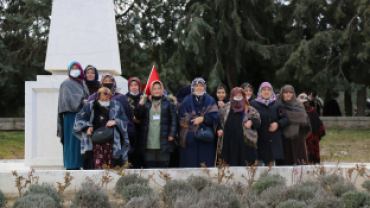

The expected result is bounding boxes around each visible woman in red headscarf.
[135,81,177,168]
[217,88,261,166]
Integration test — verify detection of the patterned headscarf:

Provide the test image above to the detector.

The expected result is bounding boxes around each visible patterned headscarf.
[128,77,141,94]
[96,87,112,101]
[255,82,276,106]
[68,61,84,83]
[230,87,246,113]
[84,65,99,86]
[191,77,206,96]
[100,74,117,95]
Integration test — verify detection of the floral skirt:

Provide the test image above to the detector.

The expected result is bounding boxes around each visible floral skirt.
[93,141,114,169]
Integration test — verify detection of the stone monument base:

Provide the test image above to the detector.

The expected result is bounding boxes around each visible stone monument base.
[25,74,127,170]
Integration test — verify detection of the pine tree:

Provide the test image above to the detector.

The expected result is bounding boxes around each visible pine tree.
[274,0,370,115]
[0,0,51,117]
[115,0,189,94]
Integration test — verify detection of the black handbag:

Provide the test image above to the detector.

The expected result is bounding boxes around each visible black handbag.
[196,126,214,143]
[90,126,114,144]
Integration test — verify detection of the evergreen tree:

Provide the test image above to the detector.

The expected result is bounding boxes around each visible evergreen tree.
[274,0,370,115]
[0,0,51,117]
[1,0,369,116]
[115,0,189,94]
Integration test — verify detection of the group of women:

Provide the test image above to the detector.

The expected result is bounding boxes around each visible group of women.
[57,61,326,170]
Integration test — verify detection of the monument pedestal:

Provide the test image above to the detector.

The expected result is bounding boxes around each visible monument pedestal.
[25,0,125,170]
[25,75,127,170]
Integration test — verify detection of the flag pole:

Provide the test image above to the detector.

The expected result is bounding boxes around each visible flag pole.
[143,65,155,97]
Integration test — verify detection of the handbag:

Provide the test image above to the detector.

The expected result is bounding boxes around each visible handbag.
[196,126,214,143]
[90,126,114,144]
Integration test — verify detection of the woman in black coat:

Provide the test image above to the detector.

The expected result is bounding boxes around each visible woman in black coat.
[135,81,177,168]
[250,82,289,166]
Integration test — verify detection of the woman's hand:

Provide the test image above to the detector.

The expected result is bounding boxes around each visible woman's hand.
[191,117,204,125]
[106,120,117,127]
[87,127,93,135]
[133,116,141,124]
[217,101,225,107]
[168,136,174,141]
[244,120,253,129]
[139,98,145,106]
[217,130,223,138]
[83,99,88,105]
[269,122,279,132]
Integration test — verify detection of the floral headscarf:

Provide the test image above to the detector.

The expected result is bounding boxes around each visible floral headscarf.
[96,87,112,101]
[255,82,276,106]
[100,74,117,95]
[191,77,206,96]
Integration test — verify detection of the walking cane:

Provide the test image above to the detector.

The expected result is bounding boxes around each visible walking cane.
[215,137,220,167]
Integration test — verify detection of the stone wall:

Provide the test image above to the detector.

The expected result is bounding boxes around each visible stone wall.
[0,118,24,131]
[321,117,370,129]
[1,117,370,131]
[0,164,368,196]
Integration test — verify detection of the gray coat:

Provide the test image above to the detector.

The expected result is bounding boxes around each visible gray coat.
[57,78,90,144]
[73,100,130,161]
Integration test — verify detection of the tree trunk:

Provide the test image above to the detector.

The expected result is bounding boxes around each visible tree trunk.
[344,91,353,116]
[225,63,236,89]
[356,86,367,116]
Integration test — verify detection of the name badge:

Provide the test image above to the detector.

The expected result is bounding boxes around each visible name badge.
[153,115,160,120]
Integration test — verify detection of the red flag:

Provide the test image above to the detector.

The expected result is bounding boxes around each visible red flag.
[144,66,160,95]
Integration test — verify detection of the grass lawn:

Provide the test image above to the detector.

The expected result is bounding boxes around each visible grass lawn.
[0,131,25,159]
[0,130,369,162]
[320,129,370,163]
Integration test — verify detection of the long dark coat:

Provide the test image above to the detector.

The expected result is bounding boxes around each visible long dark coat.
[250,100,289,165]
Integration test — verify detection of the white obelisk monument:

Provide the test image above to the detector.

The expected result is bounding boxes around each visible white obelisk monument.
[25,0,127,169]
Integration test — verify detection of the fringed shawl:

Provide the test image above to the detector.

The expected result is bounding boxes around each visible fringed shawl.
[277,85,312,140]
[73,100,130,161]
[178,94,219,147]
[218,103,260,150]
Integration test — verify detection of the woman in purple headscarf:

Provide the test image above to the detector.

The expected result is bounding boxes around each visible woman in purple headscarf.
[57,61,90,170]
[250,82,289,166]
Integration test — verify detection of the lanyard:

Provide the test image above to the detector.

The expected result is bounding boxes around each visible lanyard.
[153,101,161,114]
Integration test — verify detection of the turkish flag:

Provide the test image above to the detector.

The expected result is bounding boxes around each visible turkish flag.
[143,66,160,95]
